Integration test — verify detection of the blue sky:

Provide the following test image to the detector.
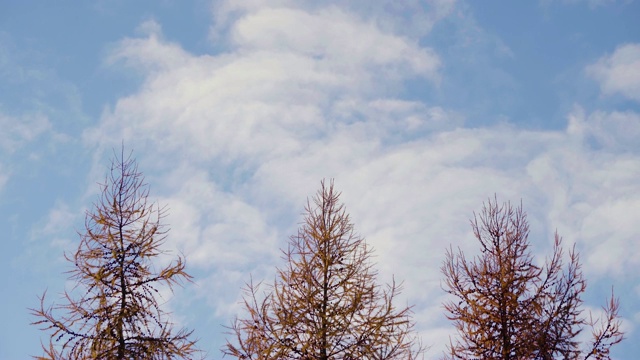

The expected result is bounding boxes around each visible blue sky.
[1,0,639,358]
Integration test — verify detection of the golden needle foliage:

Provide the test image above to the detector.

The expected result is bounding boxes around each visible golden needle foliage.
[442,197,623,360]
[224,180,424,360]
[31,150,199,360]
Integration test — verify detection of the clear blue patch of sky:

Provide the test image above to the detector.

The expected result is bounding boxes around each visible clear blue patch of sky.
[407,0,640,130]
[0,1,214,123]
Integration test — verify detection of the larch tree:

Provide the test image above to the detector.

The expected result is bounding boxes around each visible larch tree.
[224,180,424,360]
[31,150,200,360]
[441,197,624,360]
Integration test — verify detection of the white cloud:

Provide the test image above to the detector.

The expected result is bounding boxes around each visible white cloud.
[84,4,640,357]
[567,106,640,151]
[541,0,621,9]
[87,7,442,169]
[158,168,280,271]
[211,0,456,41]
[31,201,80,251]
[587,43,640,102]
[529,107,640,276]
[230,7,440,81]
[0,111,54,193]
[0,112,52,153]
[106,20,193,73]
[39,202,78,236]
[0,164,8,191]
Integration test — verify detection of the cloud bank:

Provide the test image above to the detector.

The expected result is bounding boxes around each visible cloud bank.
[81,2,639,356]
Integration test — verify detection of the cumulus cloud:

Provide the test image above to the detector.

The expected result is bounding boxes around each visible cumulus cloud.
[230,7,440,81]
[587,43,640,102]
[84,3,639,357]
[211,0,456,41]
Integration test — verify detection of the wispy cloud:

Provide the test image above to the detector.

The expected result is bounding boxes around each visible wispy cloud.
[0,111,54,192]
[541,0,622,9]
[587,43,640,102]
[0,112,52,153]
